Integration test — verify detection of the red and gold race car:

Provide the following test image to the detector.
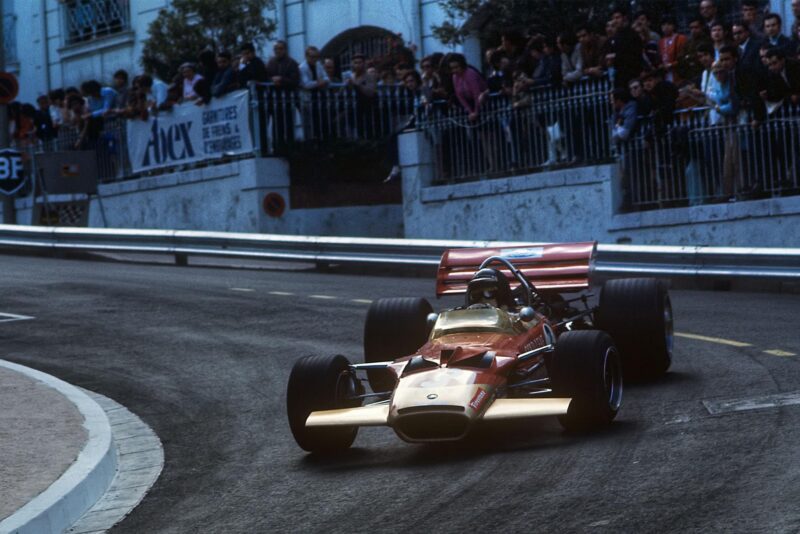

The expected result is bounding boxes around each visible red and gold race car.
[287,242,673,453]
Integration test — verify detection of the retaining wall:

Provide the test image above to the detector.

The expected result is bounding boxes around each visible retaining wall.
[397,131,800,247]
[10,157,403,238]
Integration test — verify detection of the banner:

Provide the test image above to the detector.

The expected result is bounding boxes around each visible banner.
[127,90,253,173]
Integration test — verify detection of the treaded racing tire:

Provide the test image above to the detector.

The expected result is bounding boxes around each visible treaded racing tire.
[286,354,360,453]
[363,297,433,393]
[549,330,623,432]
[595,278,673,381]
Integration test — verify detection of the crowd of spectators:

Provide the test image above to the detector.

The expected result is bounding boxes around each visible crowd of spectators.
[8,1,800,201]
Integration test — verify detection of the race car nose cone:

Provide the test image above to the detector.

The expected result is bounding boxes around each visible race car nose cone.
[427,393,438,400]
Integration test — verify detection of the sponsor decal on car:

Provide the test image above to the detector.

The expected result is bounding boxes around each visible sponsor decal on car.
[499,247,545,259]
[469,388,489,411]
[523,334,546,352]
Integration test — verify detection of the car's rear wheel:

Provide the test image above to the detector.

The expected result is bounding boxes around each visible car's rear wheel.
[363,297,433,393]
[595,278,673,381]
[286,354,360,453]
[549,330,622,432]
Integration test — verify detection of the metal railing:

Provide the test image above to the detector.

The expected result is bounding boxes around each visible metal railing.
[13,118,132,184]
[0,224,798,282]
[250,82,417,155]
[619,104,800,209]
[418,77,614,183]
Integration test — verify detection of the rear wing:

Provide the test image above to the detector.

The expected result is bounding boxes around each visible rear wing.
[436,242,597,296]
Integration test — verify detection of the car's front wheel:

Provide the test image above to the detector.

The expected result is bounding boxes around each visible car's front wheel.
[549,330,623,432]
[363,297,433,393]
[286,354,360,453]
[595,278,673,381]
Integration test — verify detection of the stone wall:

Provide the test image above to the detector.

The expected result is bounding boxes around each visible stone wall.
[398,130,800,247]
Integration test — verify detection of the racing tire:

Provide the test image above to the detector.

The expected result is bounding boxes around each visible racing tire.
[549,330,623,432]
[363,297,433,393]
[595,278,673,382]
[286,354,360,453]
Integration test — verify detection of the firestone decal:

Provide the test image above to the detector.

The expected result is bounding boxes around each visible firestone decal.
[469,388,489,411]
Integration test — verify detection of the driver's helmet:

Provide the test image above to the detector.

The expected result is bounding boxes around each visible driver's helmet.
[465,268,515,309]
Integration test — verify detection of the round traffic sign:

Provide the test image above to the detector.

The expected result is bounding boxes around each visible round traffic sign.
[0,72,19,105]
[263,192,286,218]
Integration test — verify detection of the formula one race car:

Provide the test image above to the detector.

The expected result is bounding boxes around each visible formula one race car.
[287,242,673,453]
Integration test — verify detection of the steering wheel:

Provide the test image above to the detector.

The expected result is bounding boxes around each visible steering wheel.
[478,256,541,308]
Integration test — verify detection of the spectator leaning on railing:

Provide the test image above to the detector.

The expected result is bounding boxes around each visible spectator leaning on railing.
[180,63,204,103]
[211,51,240,97]
[112,69,130,108]
[611,87,638,211]
[135,74,169,111]
[576,25,606,78]
[731,24,766,124]
[34,95,56,143]
[238,42,268,86]
[761,47,800,106]
[606,6,644,88]
[558,32,583,85]
[299,45,330,140]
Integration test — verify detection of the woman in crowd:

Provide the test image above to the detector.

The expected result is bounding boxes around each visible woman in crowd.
[659,15,688,83]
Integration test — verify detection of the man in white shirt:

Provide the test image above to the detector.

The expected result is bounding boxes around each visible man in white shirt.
[298,46,330,139]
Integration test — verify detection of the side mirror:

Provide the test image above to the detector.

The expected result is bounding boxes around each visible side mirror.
[519,307,535,322]
[426,313,439,330]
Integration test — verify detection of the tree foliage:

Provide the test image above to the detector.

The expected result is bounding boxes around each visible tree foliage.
[141,0,276,81]
[432,0,707,46]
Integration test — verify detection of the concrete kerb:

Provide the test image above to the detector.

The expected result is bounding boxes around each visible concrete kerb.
[0,360,116,534]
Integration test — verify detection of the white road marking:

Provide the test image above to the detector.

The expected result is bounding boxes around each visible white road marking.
[675,332,752,347]
[665,414,692,425]
[309,294,337,300]
[268,291,294,296]
[229,288,255,292]
[764,349,796,357]
[703,391,800,415]
[0,312,35,323]
[351,299,373,304]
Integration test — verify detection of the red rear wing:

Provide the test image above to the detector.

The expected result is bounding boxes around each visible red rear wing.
[436,242,597,296]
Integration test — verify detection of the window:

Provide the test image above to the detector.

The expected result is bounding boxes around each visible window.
[3,12,16,64]
[63,0,129,45]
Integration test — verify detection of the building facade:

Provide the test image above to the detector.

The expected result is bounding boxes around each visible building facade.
[5,0,794,103]
[6,0,462,103]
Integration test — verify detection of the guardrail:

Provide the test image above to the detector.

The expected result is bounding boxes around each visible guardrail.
[0,224,798,281]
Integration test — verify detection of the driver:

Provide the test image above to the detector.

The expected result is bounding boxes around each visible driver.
[465,268,516,311]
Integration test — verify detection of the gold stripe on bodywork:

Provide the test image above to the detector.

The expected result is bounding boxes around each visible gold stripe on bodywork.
[306,404,390,427]
[481,398,571,420]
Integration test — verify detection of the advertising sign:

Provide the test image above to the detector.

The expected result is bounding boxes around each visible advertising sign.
[0,148,26,196]
[127,90,253,173]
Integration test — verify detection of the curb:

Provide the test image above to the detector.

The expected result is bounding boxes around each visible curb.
[0,360,116,534]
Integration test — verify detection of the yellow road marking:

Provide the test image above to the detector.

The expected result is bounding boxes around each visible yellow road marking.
[309,294,337,300]
[268,291,294,296]
[351,299,373,304]
[764,349,797,357]
[675,332,752,347]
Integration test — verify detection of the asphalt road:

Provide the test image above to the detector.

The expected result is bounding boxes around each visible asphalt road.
[2,253,800,533]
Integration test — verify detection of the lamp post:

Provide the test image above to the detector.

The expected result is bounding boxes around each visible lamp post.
[0,1,12,223]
